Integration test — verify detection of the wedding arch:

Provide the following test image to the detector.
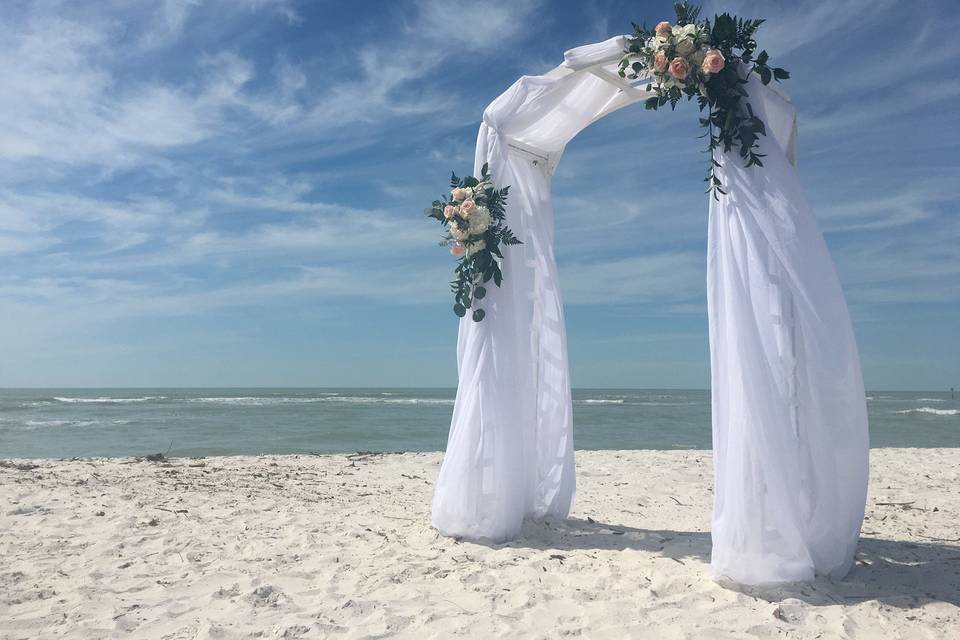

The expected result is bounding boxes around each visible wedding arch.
[429,30,869,586]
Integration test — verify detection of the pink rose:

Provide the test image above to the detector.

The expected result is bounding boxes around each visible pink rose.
[701,49,725,74]
[450,242,465,257]
[443,205,456,219]
[653,50,668,72]
[669,57,689,81]
[451,188,468,201]
[460,199,476,216]
[655,21,672,38]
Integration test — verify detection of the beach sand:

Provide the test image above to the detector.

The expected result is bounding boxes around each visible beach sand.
[1,449,958,639]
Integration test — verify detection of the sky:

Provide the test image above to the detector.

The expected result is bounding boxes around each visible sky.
[0,0,957,390]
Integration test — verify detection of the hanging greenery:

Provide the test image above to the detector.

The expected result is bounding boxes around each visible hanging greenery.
[619,2,790,198]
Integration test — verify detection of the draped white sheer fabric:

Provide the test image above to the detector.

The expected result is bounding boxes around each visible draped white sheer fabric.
[432,36,869,585]
[708,76,869,583]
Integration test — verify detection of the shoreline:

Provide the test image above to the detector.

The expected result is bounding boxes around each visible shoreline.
[2,443,956,464]
[2,449,958,638]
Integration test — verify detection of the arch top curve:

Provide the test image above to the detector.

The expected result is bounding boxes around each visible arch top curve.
[485,35,797,175]
[483,36,654,165]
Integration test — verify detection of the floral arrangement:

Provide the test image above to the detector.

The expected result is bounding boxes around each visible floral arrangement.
[619,2,790,198]
[425,163,521,322]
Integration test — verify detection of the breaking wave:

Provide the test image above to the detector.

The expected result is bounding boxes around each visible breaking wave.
[894,407,959,416]
[53,396,165,404]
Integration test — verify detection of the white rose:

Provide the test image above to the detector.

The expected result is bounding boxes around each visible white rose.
[691,47,706,66]
[673,24,697,39]
[468,207,491,234]
[675,38,696,56]
[449,223,469,241]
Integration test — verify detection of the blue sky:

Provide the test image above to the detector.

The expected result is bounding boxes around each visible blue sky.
[0,0,957,389]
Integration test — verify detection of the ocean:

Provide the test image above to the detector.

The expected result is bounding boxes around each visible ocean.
[0,388,957,459]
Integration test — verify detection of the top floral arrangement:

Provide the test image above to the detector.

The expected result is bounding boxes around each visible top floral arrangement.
[618,2,790,198]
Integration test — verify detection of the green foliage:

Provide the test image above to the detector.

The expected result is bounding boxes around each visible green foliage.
[674,1,700,26]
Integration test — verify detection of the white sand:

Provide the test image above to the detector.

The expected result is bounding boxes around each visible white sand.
[1,449,958,639]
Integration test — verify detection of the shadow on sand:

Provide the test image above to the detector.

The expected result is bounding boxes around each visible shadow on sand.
[478,517,960,609]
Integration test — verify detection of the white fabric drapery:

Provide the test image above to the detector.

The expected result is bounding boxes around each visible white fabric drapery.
[707,76,869,583]
[431,36,869,585]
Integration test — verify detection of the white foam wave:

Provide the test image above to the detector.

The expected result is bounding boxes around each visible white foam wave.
[188,396,453,406]
[576,399,701,406]
[916,398,946,402]
[25,419,101,428]
[894,407,959,416]
[323,396,454,405]
[188,397,326,406]
[53,396,165,404]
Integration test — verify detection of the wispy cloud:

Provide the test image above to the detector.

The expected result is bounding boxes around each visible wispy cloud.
[0,0,956,386]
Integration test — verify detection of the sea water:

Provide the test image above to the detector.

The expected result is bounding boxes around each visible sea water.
[0,388,957,459]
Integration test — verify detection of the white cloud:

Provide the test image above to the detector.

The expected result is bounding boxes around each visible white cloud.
[0,3,308,172]
[816,183,957,233]
[560,252,705,306]
[702,0,897,58]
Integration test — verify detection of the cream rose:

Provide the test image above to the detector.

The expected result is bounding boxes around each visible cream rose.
[691,47,706,67]
[468,207,491,234]
[451,187,468,201]
[702,49,725,74]
[460,199,476,216]
[669,57,689,81]
[675,37,696,57]
[653,50,668,72]
[654,21,672,38]
[449,223,468,241]
[673,24,697,38]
